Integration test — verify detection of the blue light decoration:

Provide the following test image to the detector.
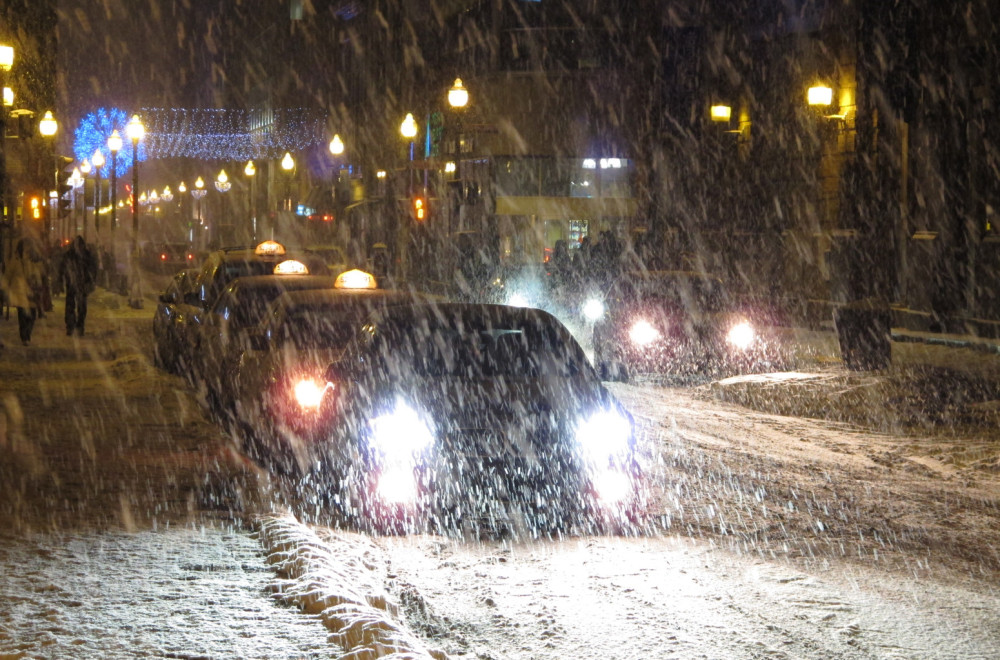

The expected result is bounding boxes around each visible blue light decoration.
[73,107,327,170]
[73,107,137,178]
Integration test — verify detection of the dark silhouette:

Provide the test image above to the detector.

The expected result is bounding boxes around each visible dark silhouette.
[59,236,98,337]
[1,238,45,345]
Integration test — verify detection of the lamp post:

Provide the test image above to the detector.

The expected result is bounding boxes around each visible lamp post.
[280,152,295,212]
[126,114,145,309]
[0,44,13,264]
[215,169,231,245]
[178,181,190,243]
[244,160,256,241]
[191,176,207,248]
[79,158,92,241]
[38,110,58,239]
[69,167,82,239]
[107,130,121,237]
[92,149,105,240]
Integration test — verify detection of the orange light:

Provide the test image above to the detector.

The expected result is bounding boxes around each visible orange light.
[255,240,286,256]
[414,197,425,221]
[160,253,168,261]
[273,259,309,275]
[334,269,377,290]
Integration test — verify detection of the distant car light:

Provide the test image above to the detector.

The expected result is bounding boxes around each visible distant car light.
[254,240,286,256]
[335,269,377,290]
[376,465,419,504]
[370,401,434,458]
[583,298,605,321]
[274,259,309,275]
[293,378,328,410]
[576,410,631,463]
[159,253,167,261]
[726,321,756,350]
[629,319,661,346]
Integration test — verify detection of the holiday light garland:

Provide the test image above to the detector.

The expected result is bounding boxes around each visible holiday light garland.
[73,106,327,170]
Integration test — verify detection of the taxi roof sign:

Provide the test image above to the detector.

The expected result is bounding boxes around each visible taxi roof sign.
[334,268,377,290]
[273,259,309,275]
[255,240,286,256]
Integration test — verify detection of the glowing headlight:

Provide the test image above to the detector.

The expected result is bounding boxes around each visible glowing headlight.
[593,468,634,505]
[726,321,756,350]
[508,292,530,308]
[583,298,605,321]
[576,410,632,463]
[369,401,434,459]
[293,378,330,410]
[376,465,418,504]
[628,319,661,346]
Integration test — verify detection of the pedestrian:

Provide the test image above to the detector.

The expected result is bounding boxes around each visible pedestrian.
[59,235,98,337]
[0,238,45,346]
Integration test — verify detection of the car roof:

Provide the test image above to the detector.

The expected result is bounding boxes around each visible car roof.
[371,302,562,328]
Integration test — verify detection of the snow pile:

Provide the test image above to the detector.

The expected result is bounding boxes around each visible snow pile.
[256,514,447,660]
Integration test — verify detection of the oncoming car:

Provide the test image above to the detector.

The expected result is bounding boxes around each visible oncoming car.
[591,270,786,381]
[307,303,645,537]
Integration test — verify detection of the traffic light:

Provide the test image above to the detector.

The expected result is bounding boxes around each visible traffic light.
[412,195,427,222]
[27,194,43,222]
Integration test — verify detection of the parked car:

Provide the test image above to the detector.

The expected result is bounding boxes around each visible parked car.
[591,270,787,382]
[152,268,202,373]
[303,302,645,536]
[145,242,198,273]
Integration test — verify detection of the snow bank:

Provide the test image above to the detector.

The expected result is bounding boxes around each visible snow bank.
[256,514,447,660]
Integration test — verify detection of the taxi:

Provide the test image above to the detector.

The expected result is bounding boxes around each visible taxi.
[230,269,437,471]
[187,256,340,413]
[152,268,202,373]
[306,302,645,537]
[590,270,786,381]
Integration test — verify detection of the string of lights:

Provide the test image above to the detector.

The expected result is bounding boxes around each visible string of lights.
[73,107,327,169]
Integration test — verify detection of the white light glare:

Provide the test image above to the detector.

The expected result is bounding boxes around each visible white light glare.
[576,410,631,463]
[370,402,434,458]
[508,293,530,308]
[629,319,661,346]
[377,465,418,504]
[593,469,633,504]
[726,321,756,350]
[583,298,605,321]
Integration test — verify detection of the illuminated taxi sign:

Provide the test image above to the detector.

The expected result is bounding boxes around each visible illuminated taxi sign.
[273,259,308,275]
[254,240,286,256]
[334,269,377,290]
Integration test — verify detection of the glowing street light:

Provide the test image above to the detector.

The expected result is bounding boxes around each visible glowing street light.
[448,78,469,108]
[329,134,344,155]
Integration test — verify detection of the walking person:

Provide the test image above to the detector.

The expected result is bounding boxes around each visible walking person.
[59,235,98,337]
[0,238,45,346]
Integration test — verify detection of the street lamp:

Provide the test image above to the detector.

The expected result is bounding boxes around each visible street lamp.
[39,111,58,238]
[447,78,469,109]
[191,176,207,244]
[125,114,145,309]
[329,134,344,156]
[244,160,257,241]
[92,149,105,238]
[215,169,231,244]
[108,129,122,237]
[80,158,92,240]
[0,43,13,245]
[281,152,295,211]
[69,167,82,238]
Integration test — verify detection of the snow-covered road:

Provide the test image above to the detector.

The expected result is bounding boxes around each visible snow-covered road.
[1,290,999,658]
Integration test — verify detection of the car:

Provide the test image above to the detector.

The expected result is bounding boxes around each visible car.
[187,267,341,413]
[591,270,786,382]
[147,242,198,273]
[302,244,349,277]
[230,273,440,472]
[193,240,331,312]
[302,302,644,537]
[152,268,202,373]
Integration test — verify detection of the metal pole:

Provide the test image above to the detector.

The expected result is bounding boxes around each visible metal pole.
[128,137,141,308]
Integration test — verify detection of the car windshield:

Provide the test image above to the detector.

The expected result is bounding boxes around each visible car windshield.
[371,310,589,380]
[615,273,724,312]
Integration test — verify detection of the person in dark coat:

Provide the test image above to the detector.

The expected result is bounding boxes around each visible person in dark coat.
[59,235,98,336]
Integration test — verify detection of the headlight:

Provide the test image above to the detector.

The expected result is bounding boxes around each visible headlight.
[726,321,755,350]
[583,298,605,321]
[369,401,434,459]
[576,410,632,464]
[628,319,661,346]
[376,465,418,504]
[293,378,329,410]
[507,292,530,308]
[592,468,634,505]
